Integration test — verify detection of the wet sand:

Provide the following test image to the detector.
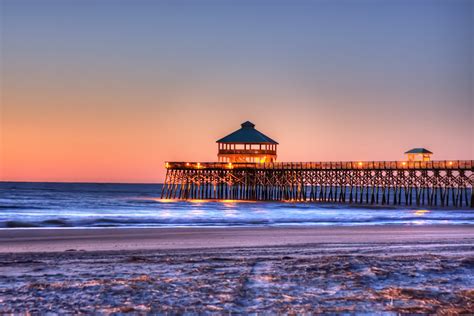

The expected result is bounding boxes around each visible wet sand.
[1,225,474,253]
[1,225,473,313]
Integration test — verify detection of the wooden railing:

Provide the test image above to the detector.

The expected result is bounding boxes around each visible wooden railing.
[165,160,474,170]
[218,149,277,155]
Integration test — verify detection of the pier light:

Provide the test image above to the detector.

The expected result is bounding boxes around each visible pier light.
[216,121,278,163]
[165,162,170,168]
[228,162,233,169]
[186,162,190,166]
[196,162,201,169]
[402,162,406,166]
[358,162,363,167]
[449,161,453,166]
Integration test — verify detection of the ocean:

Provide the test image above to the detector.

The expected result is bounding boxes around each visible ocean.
[0,182,473,228]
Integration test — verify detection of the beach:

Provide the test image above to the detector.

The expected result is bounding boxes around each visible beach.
[1,225,474,253]
[3,0,473,312]
[1,225,473,313]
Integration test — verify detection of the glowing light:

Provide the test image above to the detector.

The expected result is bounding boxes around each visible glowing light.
[414,209,430,216]
[196,162,201,169]
[186,162,190,166]
[189,209,205,216]
[224,209,238,217]
[228,163,233,169]
[165,162,170,168]
[402,162,406,166]
[221,199,238,203]
[159,210,172,217]
[358,162,363,167]
[448,161,453,166]
[189,199,207,204]
[218,199,254,203]
[158,199,175,203]
[412,220,426,225]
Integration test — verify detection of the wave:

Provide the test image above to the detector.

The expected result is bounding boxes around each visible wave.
[4,221,41,228]
[2,215,473,229]
[0,184,161,195]
[125,199,160,204]
[1,182,472,229]
[0,205,49,210]
[41,219,72,226]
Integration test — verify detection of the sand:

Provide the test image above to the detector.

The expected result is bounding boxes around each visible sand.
[1,225,473,253]
[0,225,473,313]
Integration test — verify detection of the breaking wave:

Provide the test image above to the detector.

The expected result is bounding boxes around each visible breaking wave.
[1,182,473,229]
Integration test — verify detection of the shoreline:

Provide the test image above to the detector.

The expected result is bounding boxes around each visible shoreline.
[1,224,473,253]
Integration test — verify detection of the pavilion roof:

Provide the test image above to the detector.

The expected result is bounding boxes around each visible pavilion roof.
[216,121,278,144]
[404,148,433,154]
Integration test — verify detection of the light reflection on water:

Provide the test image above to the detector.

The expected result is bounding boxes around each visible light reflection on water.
[159,210,172,218]
[0,182,473,228]
[414,210,430,216]
[189,209,205,216]
[224,209,238,217]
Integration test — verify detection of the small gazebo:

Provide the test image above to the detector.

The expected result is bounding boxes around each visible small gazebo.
[216,121,278,163]
[405,148,433,161]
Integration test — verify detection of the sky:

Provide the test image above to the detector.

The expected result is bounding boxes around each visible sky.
[0,0,473,183]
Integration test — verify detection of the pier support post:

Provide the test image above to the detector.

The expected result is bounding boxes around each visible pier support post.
[471,188,474,208]
[161,161,473,207]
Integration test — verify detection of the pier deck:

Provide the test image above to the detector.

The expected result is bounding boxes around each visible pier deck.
[162,160,474,207]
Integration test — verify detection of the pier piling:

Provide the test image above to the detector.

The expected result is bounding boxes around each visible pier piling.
[162,161,474,207]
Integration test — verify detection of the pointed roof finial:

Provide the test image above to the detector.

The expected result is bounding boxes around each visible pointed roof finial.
[241,121,255,128]
[216,121,278,144]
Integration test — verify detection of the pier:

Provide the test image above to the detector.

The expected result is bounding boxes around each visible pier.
[162,122,473,207]
[161,160,474,207]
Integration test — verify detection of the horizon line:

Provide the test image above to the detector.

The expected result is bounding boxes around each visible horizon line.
[0,180,163,185]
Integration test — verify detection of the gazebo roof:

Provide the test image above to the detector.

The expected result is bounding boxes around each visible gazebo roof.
[404,148,433,154]
[216,121,278,144]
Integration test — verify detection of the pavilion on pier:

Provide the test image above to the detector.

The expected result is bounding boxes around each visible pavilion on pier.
[216,121,278,163]
[405,148,433,161]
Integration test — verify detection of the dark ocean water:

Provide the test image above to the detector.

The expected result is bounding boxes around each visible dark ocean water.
[0,182,473,228]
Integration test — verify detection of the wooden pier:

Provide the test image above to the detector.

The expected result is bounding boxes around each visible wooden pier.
[161,160,474,207]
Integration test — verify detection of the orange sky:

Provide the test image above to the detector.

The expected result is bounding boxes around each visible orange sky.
[1,0,472,183]
[2,78,472,183]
